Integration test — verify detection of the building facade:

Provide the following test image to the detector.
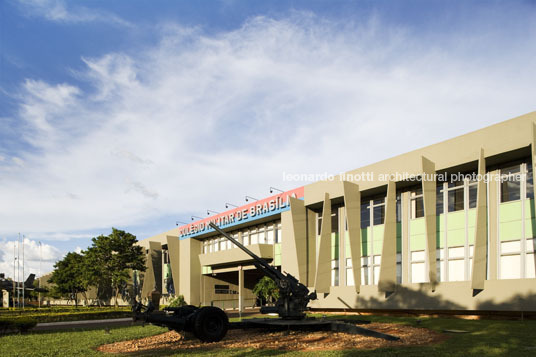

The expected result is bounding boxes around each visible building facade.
[139,112,536,312]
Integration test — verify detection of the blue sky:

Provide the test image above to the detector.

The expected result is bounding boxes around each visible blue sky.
[1,0,536,278]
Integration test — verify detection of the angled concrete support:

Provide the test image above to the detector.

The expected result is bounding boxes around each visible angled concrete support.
[150,241,162,293]
[281,197,307,281]
[342,181,361,293]
[471,148,487,292]
[533,122,536,187]
[180,237,201,305]
[307,208,317,287]
[141,243,160,298]
[379,180,397,293]
[422,156,438,286]
[166,236,180,295]
[315,193,332,294]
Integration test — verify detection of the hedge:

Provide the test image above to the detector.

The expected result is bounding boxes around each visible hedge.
[0,317,37,334]
[0,309,132,323]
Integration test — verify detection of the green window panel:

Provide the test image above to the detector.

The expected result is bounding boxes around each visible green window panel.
[372,225,384,241]
[372,225,384,255]
[467,209,477,228]
[499,220,523,241]
[274,254,281,266]
[345,234,351,257]
[373,238,383,255]
[165,263,172,278]
[436,229,446,248]
[274,243,281,255]
[436,214,445,232]
[361,239,368,256]
[499,201,522,223]
[361,227,370,243]
[447,228,466,247]
[331,233,339,259]
[447,211,465,230]
[396,223,402,253]
[525,218,536,239]
[410,218,425,235]
[525,199,535,219]
[468,227,475,244]
[410,234,426,251]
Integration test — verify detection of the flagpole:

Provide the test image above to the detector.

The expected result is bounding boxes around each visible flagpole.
[22,235,25,309]
[13,241,16,308]
[39,241,42,308]
[17,233,20,308]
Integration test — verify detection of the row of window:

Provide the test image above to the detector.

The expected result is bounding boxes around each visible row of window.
[315,160,535,286]
[202,221,282,254]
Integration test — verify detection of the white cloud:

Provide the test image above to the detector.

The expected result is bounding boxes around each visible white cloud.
[1,12,536,241]
[16,0,131,26]
[0,238,63,280]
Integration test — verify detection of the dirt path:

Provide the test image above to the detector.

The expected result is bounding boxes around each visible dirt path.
[98,322,446,353]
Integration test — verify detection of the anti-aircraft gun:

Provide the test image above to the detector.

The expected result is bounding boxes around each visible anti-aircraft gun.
[208,222,317,319]
[133,222,399,342]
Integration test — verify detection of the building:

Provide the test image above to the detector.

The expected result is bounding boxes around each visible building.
[138,111,536,313]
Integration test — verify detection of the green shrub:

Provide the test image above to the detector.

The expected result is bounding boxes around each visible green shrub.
[167,295,187,308]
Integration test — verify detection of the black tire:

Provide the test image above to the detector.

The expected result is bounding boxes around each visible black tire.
[193,306,229,342]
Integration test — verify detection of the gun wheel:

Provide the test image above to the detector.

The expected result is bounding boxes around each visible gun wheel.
[193,306,229,342]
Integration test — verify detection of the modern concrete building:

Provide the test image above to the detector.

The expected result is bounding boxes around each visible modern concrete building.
[138,111,536,313]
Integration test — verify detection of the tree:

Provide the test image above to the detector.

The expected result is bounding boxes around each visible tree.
[85,228,146,307]
[253,276,279,306]
[48,252,87,307]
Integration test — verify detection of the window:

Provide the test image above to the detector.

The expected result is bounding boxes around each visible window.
[317,215,323,235]
[436,185,444,214]
[501,165,521,202]
[499,161,535,279]
[250,228,258,245]
[372,198,385,225]
[243,231,249,246]
[468,184,478,208]
[267,227,274,244]
[276,223,282,243]
[447,180,464,212]
[331,206,340,286]
[527,164,534,199]
[258,226,266,244]
[396,194,402,222]
[215,284,238,294]
[410,188,424,219]
[361,202,370,228]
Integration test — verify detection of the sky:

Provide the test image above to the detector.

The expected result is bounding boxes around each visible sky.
[1,0,536,279]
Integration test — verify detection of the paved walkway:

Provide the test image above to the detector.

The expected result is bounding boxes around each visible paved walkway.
[32,308,263,331]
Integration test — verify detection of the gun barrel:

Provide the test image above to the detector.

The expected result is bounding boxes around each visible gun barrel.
[208,223,285,281]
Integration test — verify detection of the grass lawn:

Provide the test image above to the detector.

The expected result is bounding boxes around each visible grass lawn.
[1,314,536,356]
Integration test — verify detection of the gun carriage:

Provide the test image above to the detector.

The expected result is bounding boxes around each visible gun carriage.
[133,222,399,342]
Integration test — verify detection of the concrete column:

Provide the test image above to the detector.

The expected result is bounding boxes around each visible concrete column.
[179,237,201,305]
[281,197,307,281]
[343,181,361,292]
[401,191,410,284]
[307,208,317,287]
[379,180,397,293]
[422,156,438,287]
[471,148,488,292]
[315,193,332,293]
[488,169,500,280]
[166,236,180,296]
[238,266,244,313]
